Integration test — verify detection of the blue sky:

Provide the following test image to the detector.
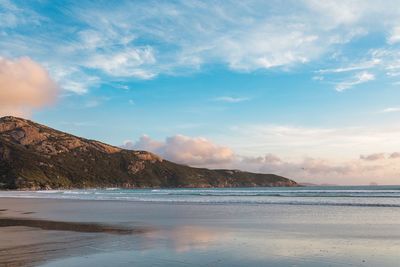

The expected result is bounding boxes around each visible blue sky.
[2,0,400,184]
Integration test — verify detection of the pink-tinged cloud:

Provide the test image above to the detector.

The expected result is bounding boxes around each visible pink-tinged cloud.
[0,57,58,118]
[242,153,282,164]
[389,152,400,159]
[123,135,400,185]
[123,134,235,166]
[360,153,386,161]
[124,135,164,152]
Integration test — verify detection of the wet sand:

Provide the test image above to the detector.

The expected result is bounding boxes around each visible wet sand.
[1,198,400,266]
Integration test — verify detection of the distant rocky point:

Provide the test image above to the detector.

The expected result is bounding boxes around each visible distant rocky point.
[0,116,298,190]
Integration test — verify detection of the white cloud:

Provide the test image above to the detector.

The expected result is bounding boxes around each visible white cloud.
[372,49,400,71]
[335,71,375,91]
[0,56,58,118]
[212,96,250,103]
[388,26,400,44]
[84,47,156,79]
[2,1,400,92]
[48,66,99,94]
[380,107,400,113]
[70,0,400,76]
[84,100,100,108]
[316,48,400,90]
[312,76,324,81]
[0,0,43,28]
[304,0,365,27]
[218,29,319,71]
[72,1,328,73]
[317,59,381,74]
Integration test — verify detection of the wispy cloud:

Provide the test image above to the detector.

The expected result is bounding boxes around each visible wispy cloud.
[317,48,400,91]
[380,107,400,113]
[84,100,101,108]
[335,71,375,91]
[317,59,381,74]
[0,0,44,28]
[84,47,156,79]
[49,66,99,95]
[82,96,110,109]
[388,26,400,44]
[1,1,400,95]
[212,96,250,103]
[2,0,400,94]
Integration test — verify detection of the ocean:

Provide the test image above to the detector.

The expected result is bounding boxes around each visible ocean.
[1,185,400,207]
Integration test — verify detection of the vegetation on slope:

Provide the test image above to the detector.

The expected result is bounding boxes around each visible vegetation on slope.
[0,116,297,190]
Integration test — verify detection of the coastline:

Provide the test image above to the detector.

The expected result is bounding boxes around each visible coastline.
[0,182,301,191]
[1,186,399,207]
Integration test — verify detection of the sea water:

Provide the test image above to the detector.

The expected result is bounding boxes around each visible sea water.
[1,185,400,207]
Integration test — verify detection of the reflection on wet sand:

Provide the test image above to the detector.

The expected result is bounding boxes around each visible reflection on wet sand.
[0,227,100,267]
[144,225,230,253]
[1,198,400,267]
[0,215,224,267]
[0,217,148,235]
[0,217,151,266]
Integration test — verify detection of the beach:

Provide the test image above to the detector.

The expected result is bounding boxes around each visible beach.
[1,187,400,267]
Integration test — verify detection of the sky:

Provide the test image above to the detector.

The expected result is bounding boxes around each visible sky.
[1,0,400,185]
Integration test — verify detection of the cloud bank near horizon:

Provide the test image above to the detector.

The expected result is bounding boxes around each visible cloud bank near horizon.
[123,134,400,185]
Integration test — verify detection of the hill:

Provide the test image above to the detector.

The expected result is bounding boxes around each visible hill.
[0,116,298,190]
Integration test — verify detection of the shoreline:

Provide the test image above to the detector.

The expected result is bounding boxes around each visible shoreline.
[0,183,303,191]
[3,184,400,191]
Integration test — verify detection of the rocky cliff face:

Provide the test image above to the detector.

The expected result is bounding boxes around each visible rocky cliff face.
[0,116,298,190]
